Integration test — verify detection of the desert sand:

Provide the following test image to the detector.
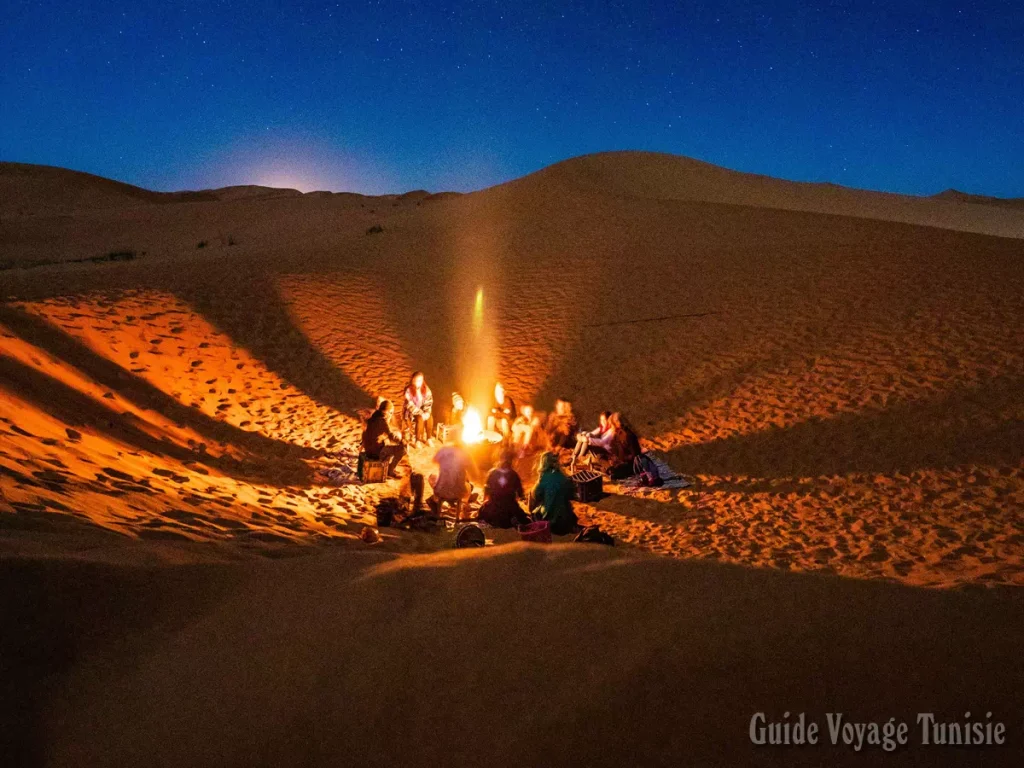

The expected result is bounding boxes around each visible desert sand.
[0,151,1022,764]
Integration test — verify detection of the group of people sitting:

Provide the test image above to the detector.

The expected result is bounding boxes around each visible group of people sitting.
[447,382,643,477]
[421,442,580,535]
[359,371,436,479]
[359,371,647,534]
[526,400,643,480]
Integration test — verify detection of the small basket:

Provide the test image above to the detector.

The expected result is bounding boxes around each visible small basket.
[435,423,460,444]
[359,454,388,483]
[570,469,604,503]
[519,520,552,544]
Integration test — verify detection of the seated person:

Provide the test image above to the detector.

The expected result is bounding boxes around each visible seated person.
[477,451,530,529]
[447,392,466,424]
[487,382,517,438]
[511,404,542,455]
[361,399,406,478]
[427,442,474,516]
[435,391,466,443]
[607,412,642,480]
[571,410,614,470]
[530,452,579,536]
[544,398,579,450]
[402,370,434,445]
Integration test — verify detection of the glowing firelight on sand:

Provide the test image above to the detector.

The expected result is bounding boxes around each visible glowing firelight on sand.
[462,406,484,444]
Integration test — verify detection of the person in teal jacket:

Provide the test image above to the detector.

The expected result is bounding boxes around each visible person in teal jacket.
[530,452,579,536]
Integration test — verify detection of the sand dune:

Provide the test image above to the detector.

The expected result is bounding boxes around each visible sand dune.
[931,188,1024,210]
[0,161,339,218]
[2,152,1022,270]
[507,152,1024,239]
[0,150,1021,762]
[208,184,305,202]
[0,151,1021,586]
[0,162,220,218]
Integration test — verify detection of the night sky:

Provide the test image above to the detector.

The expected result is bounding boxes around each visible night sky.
[2,0,1021,196]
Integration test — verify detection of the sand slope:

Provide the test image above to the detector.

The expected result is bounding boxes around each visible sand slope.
[0,162,222,218]
[1,151,1022,765]
[509,152,1024,239]
[0,152,1021,589]
[2,544,1022,766]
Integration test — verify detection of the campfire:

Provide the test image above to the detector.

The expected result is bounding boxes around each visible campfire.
[461,405,501,447]
[462,406,484,444]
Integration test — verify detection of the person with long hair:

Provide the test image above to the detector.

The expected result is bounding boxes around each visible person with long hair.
[530,451,579,536]
[607,412,642,479]
[570,410,614,471]
[402,370,434,445]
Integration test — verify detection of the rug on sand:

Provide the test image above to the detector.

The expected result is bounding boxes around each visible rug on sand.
[616,453,692,494]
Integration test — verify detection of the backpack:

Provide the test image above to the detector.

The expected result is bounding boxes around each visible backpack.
[574,525,615,546]
[633,453,663,487]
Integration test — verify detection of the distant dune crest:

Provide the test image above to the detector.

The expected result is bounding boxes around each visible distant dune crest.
[0,161,473,219]
[493,151,1024,239]
[930,188,1024,210]
[0,162,218,216]
[2,152,1022,225]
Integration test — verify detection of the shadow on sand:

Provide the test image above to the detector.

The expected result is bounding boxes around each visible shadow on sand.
[2,547,1022,766]
[171,272,374,415]
[0,352,312,487]
[663,374,1024,479]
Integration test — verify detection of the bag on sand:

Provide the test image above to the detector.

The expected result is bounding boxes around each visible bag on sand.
[574,525,615,546]
[633,453,663,487]
[519,520,552,543]
[456,523,486,548]
[375,496,406,528]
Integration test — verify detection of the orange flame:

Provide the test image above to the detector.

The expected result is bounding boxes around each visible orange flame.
[462,406,484,444]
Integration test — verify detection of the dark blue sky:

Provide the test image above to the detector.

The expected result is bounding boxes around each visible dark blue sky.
[2,0,1021,196]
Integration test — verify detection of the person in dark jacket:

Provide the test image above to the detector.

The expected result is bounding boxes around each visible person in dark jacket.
[607,412,642,480]
[530,452,578,536]
[487,382,517,438]
[361,399,406,478]
[478,451,530,529]
[402,371,434,445]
